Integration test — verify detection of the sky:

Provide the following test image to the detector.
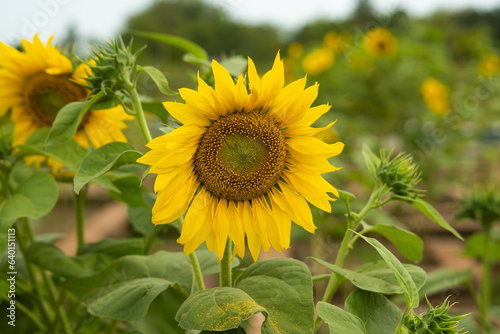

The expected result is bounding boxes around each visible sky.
[0,0,499,46]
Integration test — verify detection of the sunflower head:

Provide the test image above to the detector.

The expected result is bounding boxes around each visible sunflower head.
[420,78,450,116]
[362,27,398,58]
[301,48,335,75]
[478,53,500,77]
[0,34,133,171]
[376,151,422,199]
[456,185,500,230]
[138,52,344,261]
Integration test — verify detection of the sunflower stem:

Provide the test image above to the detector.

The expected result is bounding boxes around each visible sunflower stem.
[220,239,232,288]
[74,186,87,247]
[314,184,385,332]
[124,80,152,144]
[177,217,206,291]
[480,224,493,333]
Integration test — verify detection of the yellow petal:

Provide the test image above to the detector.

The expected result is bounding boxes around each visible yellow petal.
[163,101,211,126]
[242,200,261,261]
[274,182,316,233]
[213,198,230,260]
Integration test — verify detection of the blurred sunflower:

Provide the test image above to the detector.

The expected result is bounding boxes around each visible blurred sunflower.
[362,27,398,58]
[477,54,500,77]
[323,31,350,54]
[420,78,450,116]
[138,53,343,261]
[302,48,335,76]
[0,34,132,171]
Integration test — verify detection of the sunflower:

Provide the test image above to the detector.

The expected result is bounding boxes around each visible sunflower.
[301,48,335,76]
[138,53,343,261]
[420,77,450,116]
[0,34,132,170]
[362,27,398,58]
[478,54,500,77]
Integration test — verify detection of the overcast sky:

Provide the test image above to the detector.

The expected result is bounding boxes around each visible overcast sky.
[1,0,499,46]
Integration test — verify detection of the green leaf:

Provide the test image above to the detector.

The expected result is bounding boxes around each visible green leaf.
[74,142,143,194]
[344,290,402,334]
[0,173,58,224]
[45,92,107,146]
[131,288,187,334]
[65,251,197,321]
[0,194,35,223]
[109,175,147,208]
[338,189,357,202]
[176,287,267,331]
[363,224,423,262]
[87,277,174,321]
[128,193,158,236]
[392,268,472,304]
[137,65,177,95]
[15,172,58,219]
[131,30,208,60]
[362,144,380,179]
[234,258,314,334]
[464,232,500,259]
[77,238,144,258]
[26,242,109,278]
[408,197,463,240]
[310,258,426,295]
[219,55,248,77]
[356,234,421,308]
[316,302,366,334]
[141,100,168,123]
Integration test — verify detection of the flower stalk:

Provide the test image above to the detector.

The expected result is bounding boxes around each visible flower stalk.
[220,239,232,288]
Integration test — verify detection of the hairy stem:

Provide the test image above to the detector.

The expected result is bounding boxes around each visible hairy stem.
[220,239,232,288]
[74,186,87,247]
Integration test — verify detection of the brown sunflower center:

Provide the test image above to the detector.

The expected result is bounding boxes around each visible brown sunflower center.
[194,112,287,201]
[24,72,87,126]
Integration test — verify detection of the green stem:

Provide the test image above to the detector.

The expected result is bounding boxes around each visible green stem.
[220,239,232,288]
[104,319,119,334]
[0,293,47,331]
[21,219,73,334]
[74,186,87,247]
[314,184,385,332]
[16,219,53,328]
[480,226,493,333]
[143,234,156,255]
[124,81,152,143]
[396,304,410,333]
[177,217,205,291]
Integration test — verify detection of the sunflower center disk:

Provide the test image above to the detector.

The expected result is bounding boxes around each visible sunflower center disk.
[194,112,286,201]
[24,72,87,126]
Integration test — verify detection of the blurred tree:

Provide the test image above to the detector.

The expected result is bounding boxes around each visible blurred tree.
[123,0,282,68]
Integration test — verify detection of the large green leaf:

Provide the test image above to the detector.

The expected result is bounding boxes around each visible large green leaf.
[109,175,148,208]
[65,251,197,321]
[176,287,267,331]
[0,173,58,225]
[316,302,366,334]
[345,290,402,334]
[131,288,187,334]
[234,258,315,334]
[74,142,143,194]
[311,258,426,295]
[45,92,106,146]
[26,242,113,278]
[363,223,423,262]
[408,197,462,240]
[357,234,421,308]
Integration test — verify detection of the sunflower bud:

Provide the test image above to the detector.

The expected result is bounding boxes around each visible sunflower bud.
[376,151,422,199]
[85,37,144,95]
[404,297,468,334]
[456,185,500,230]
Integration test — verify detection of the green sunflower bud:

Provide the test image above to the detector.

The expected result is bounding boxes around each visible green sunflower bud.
[376,150,423,198]
[85,36,145,96]
[404,296,468,334]
[455,185,500,230]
